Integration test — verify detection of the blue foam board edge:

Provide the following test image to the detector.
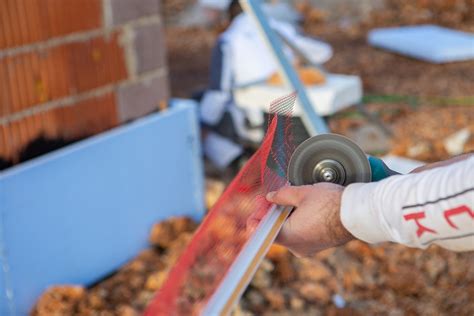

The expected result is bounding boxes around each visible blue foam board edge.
[0,103,204,315]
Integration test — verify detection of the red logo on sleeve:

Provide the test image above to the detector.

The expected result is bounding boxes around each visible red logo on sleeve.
[403,211,437,237]
[443,205,473,229]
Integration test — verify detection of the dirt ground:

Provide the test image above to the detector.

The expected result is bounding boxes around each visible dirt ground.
[165,0,474,161]
[32,217,474,316]
[32,1,474,315]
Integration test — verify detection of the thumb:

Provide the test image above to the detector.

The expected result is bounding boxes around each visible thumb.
[266,185,308,207]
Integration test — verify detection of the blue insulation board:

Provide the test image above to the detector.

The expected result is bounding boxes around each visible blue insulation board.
[0,103,204,315]
[368,25,474,63]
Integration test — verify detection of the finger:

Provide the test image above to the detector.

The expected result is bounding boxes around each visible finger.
[266,185,309,206]
[247,203,268,230]
[247,194,273,231]
[274,216,298,252]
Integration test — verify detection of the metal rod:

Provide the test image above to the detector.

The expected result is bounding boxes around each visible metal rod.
[275,29,327,73]
[239,0,329,136]
[202,205,293,315]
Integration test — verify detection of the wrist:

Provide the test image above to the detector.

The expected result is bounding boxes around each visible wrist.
[325,186,355,246]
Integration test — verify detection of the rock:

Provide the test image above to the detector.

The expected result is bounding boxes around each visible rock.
[267,244,295,283]
[205,178,226,209]
[298,259,332,281]
[424,255,446,281]
[232,303,254,316]
[407,142,431,159]
[315,248,336,260]
[443,128,471,156]
[327,306,361,316]
[125,258,147,272]
[251,259,274,289]
[164,232,194,265]
[447,255,469,279]
[273,256,296,283]
[266,244,289,260]
[245,289,266,309]
[347,124,391,154]
[145,270,168,291]
[134,290,155,309]
[298,282,331,304]
[31,286,85,316]
[385,265,425,295]
[149,217,196,248]
[290,296,305,310]
[342,265,365,290]
[263,288,286,310]
[169,217,197,234]
[148,219,176,248]
[116,305,138,316]
[87,292,105,309]
[345,241,375,259]
[332,294,346,308]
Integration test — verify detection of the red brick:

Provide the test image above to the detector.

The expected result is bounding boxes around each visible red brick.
[0,58,12,116]
[40,109,59,138]
[69,33,128,93]
[54,92,119,139]
[0,1,14,49]
[0,92,119,160]
[0,0,102,49]
[0,125,9,159]
[0,32,128,115]
[5,56,24,115]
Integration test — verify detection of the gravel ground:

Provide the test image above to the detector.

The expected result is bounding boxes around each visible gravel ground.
[165,0,474,98]
[32,217,474,316]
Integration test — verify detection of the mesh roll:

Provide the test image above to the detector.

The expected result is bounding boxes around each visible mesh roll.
[145,93,297,315]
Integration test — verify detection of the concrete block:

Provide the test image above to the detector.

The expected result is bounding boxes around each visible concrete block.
[133,22,167,74]
[110,0,161,25]
[117,74,169,122]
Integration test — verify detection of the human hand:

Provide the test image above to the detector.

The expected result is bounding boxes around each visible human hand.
[266,183,354,257]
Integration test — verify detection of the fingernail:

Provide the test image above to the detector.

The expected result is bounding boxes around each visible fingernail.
[266,191,276,201]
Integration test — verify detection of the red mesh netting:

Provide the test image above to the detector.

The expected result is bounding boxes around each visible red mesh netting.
[144,93,297,315]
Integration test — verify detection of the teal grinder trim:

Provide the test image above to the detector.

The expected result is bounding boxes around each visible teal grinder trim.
[368,156,400,182]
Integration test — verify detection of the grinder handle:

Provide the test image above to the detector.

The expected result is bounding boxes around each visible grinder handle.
[368,156,400,182]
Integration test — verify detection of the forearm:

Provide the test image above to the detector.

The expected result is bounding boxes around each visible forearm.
[410,152,473,173]
[340,156,474,251]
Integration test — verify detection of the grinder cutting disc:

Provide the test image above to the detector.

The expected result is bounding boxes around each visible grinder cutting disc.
[288,134,371,186]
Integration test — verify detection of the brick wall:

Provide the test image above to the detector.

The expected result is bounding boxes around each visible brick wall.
[0,0,169,162]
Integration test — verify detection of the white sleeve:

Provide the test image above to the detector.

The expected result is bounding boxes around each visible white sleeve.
[340,156,474,251]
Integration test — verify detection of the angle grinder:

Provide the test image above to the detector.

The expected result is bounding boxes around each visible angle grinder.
[288,134,399,186]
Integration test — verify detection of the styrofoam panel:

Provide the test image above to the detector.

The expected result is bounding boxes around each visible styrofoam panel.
[368,25,474,63]
[0,103,204,315]
[234,74,362,117]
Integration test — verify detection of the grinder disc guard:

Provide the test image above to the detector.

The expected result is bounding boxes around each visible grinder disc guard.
[288,134,371,186]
